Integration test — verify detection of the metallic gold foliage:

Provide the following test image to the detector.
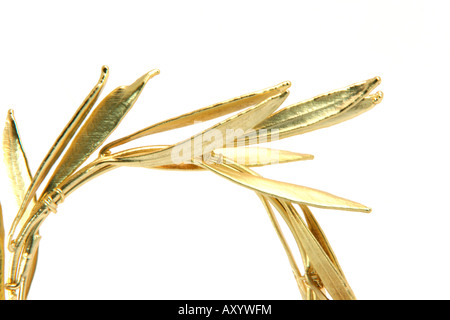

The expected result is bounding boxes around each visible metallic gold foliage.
[0,67,382,299]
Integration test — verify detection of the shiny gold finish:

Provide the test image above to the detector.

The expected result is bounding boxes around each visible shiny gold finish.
[42,69,159,196]
[192,159,370,213]
[243,78,382,144]
[213,147,314,167]
[101,91,290,168]
[0,67,382,299]
[199,158,355,300]
[99,81,291,155]
[2,110,38,299]
[8,67,109,251]
[115,146,314,170]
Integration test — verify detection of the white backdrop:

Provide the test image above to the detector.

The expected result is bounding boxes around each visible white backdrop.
[0,0,449,300]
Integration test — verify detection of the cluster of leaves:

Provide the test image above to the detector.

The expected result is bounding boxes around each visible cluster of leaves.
[0,66,382,300]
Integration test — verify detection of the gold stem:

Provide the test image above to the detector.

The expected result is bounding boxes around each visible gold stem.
[8,159,116,298]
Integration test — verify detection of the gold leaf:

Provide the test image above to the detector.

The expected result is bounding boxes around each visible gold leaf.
[280,201,356,300]
[194,160,371,213]
[99,81,291,155]
[106,91,289,168]
[2,110,37,298]
[241,77,381,143]
[10,66,109,246]
[221,161,351,299]
[108,145,312,170]
[274,91,383,137]
[42,69,159,194]
[300,204,346,279]
[3,110,34,209]
[213,147,313,167]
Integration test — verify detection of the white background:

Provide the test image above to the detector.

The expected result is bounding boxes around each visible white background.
[0,1,449,300]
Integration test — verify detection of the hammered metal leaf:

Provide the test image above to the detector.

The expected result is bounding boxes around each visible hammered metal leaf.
[43,69,159,194]
[2,110,38,299]
[107,90,290,168]
[194,160,371,213]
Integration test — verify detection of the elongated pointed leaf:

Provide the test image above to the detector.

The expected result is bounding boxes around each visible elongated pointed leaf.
[239,77,381,144]
[258,77,380,131]
[281,204,329,300]
[3,110,35,208]
[99,81,291,155]
[175,90,289,160]
[266,198,353,299]
[2,110,38,298]
[281,202,356,300]
[10,67,109,247]
[42,69,159,194]
[110,145,313,170]
[332,91,383,124]
[257,194,307,298]
[3,110,37,243]
[226,161,352,299]
[108,91,289,168]
[276,91,383,137]
[220,163,355,300]
[194,160,371,213]
[300,204,346,279]
[214,147,313,166]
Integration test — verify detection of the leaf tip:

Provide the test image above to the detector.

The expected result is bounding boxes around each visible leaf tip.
[131,69,160,91]
[6,109,14,118]
[371,91,383,104]
[99,65,110,82]
[278,89,290,100]
[367,76,382,92]
[354,204,372,213]
[145,69,160,80]
[277,80,292,91]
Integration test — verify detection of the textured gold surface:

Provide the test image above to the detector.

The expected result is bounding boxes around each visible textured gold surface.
[246,77,382,144]
[193,159,370,213]
[42,69,159,195]
[103,90,290,168]
[0,67,382,299]
[99,81,291,155]
[8,67,109,251]
[2,110,38,299]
